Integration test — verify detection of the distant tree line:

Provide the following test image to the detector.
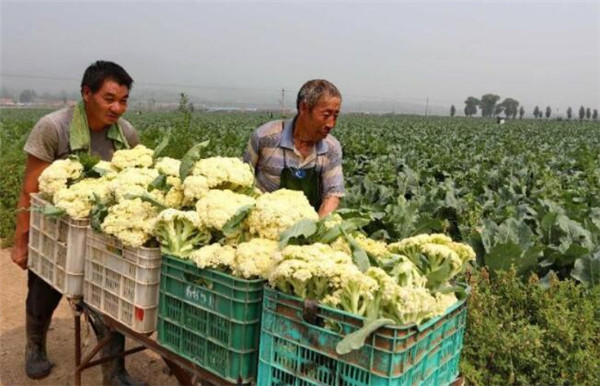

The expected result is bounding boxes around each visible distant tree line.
[1,87,75,104]
[531,105,597,121]
[457,94,523,119]
[450,94,598,121]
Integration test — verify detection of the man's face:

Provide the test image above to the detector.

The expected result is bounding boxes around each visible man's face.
[83,79,129,129]
[299,95,341,142]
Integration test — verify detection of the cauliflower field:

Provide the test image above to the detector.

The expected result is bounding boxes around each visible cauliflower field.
[1,109,599,384]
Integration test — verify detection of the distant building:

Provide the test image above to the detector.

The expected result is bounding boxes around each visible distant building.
[206,106,258,112]
[0,98,16,106]
[0,99,76,108]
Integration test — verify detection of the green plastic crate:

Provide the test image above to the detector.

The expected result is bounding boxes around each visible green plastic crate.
[257,286,469,386]
[157,255,264,384]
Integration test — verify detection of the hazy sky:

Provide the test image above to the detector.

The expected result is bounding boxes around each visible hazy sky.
[1,1,599,113]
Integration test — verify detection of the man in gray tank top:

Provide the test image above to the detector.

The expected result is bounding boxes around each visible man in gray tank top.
[12,61,144,385]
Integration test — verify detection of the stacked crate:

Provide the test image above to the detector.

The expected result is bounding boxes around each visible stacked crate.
[157,255,264,384]
[28,193,89,297]
[258,286,469,386]
[83,230,161,333]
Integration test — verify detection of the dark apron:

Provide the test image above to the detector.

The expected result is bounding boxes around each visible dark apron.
[280,146,323,211]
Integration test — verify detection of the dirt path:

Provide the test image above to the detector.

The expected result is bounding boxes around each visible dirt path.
[0,248,178,386]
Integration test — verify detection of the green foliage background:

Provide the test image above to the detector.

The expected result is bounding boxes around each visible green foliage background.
[1,108,599,383]
[463,269,600,385]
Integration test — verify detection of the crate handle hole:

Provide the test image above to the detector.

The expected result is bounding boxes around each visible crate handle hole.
[184,273,213,289]
[302,299,324,327]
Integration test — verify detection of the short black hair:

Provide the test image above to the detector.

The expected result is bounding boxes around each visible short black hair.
[296,79,341,110]
[80,61,133,94]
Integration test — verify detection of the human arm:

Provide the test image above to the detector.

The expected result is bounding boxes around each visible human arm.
[318,196,340,218]
[319,139,345,217]
[13,116,58,268]
[12,155,51,269]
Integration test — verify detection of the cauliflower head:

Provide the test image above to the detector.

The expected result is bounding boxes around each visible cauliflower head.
[434,292,459,315]
[111,145,154,170]
[330,236,352,255]
[191,157,254,191]
[421,243,463,277]
[354,233,389,259]
[247,189,319,240]
[448,242,476,264]
[93,160,119,177]
[387,233,473,287]
[101,198,158,248]
[322,213,344,230]
[155,157,181,177]
[384,284,439,325]
[154,209,210,258]
[195,189,255,231]
[109,167,159,201]
[387,233,453,255]
[269,243,352,300]
[328,264,379,316]
[152,176,184,209]
[366,267,401,302]
[190,243,236,271]
[182,175,210,205]
[38,158,84,200]
[233,238,279,279]
[54,177,111,219]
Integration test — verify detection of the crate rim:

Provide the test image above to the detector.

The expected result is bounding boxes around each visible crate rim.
[259,300,467,358]
[30,193,91,225]
[160,270,265,298]
[87,228,162,254]
[162,254,266,285]
[158,287,262,323]
[264,284,470,333]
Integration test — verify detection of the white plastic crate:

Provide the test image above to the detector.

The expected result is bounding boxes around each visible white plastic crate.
[83,230,161,333]
[27,193,89,297]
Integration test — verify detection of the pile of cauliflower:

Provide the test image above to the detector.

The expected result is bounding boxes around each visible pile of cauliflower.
[38,143,476,329]
[268,233,474,326]
[36,145,319,258]
[38,145,187,247]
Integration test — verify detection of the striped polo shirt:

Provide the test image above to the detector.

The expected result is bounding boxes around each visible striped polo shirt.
[243,118,345,198]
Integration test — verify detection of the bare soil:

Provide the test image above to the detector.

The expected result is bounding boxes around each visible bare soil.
[0,247,179,386]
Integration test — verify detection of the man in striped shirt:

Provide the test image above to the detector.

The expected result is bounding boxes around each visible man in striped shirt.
[244,79,344,217]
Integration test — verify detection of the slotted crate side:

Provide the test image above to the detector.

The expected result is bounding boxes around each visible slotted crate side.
[28,216,58,288]
[159,289,259,350]
[28,247,41,273]
[84,278,158,333]
[157,311,259,384]
[84,237,160,306]
[257,287,468,386]
[157,255,264,384]
[87,230,162,270]
[27,193,89,297]
[83,228,161,333]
